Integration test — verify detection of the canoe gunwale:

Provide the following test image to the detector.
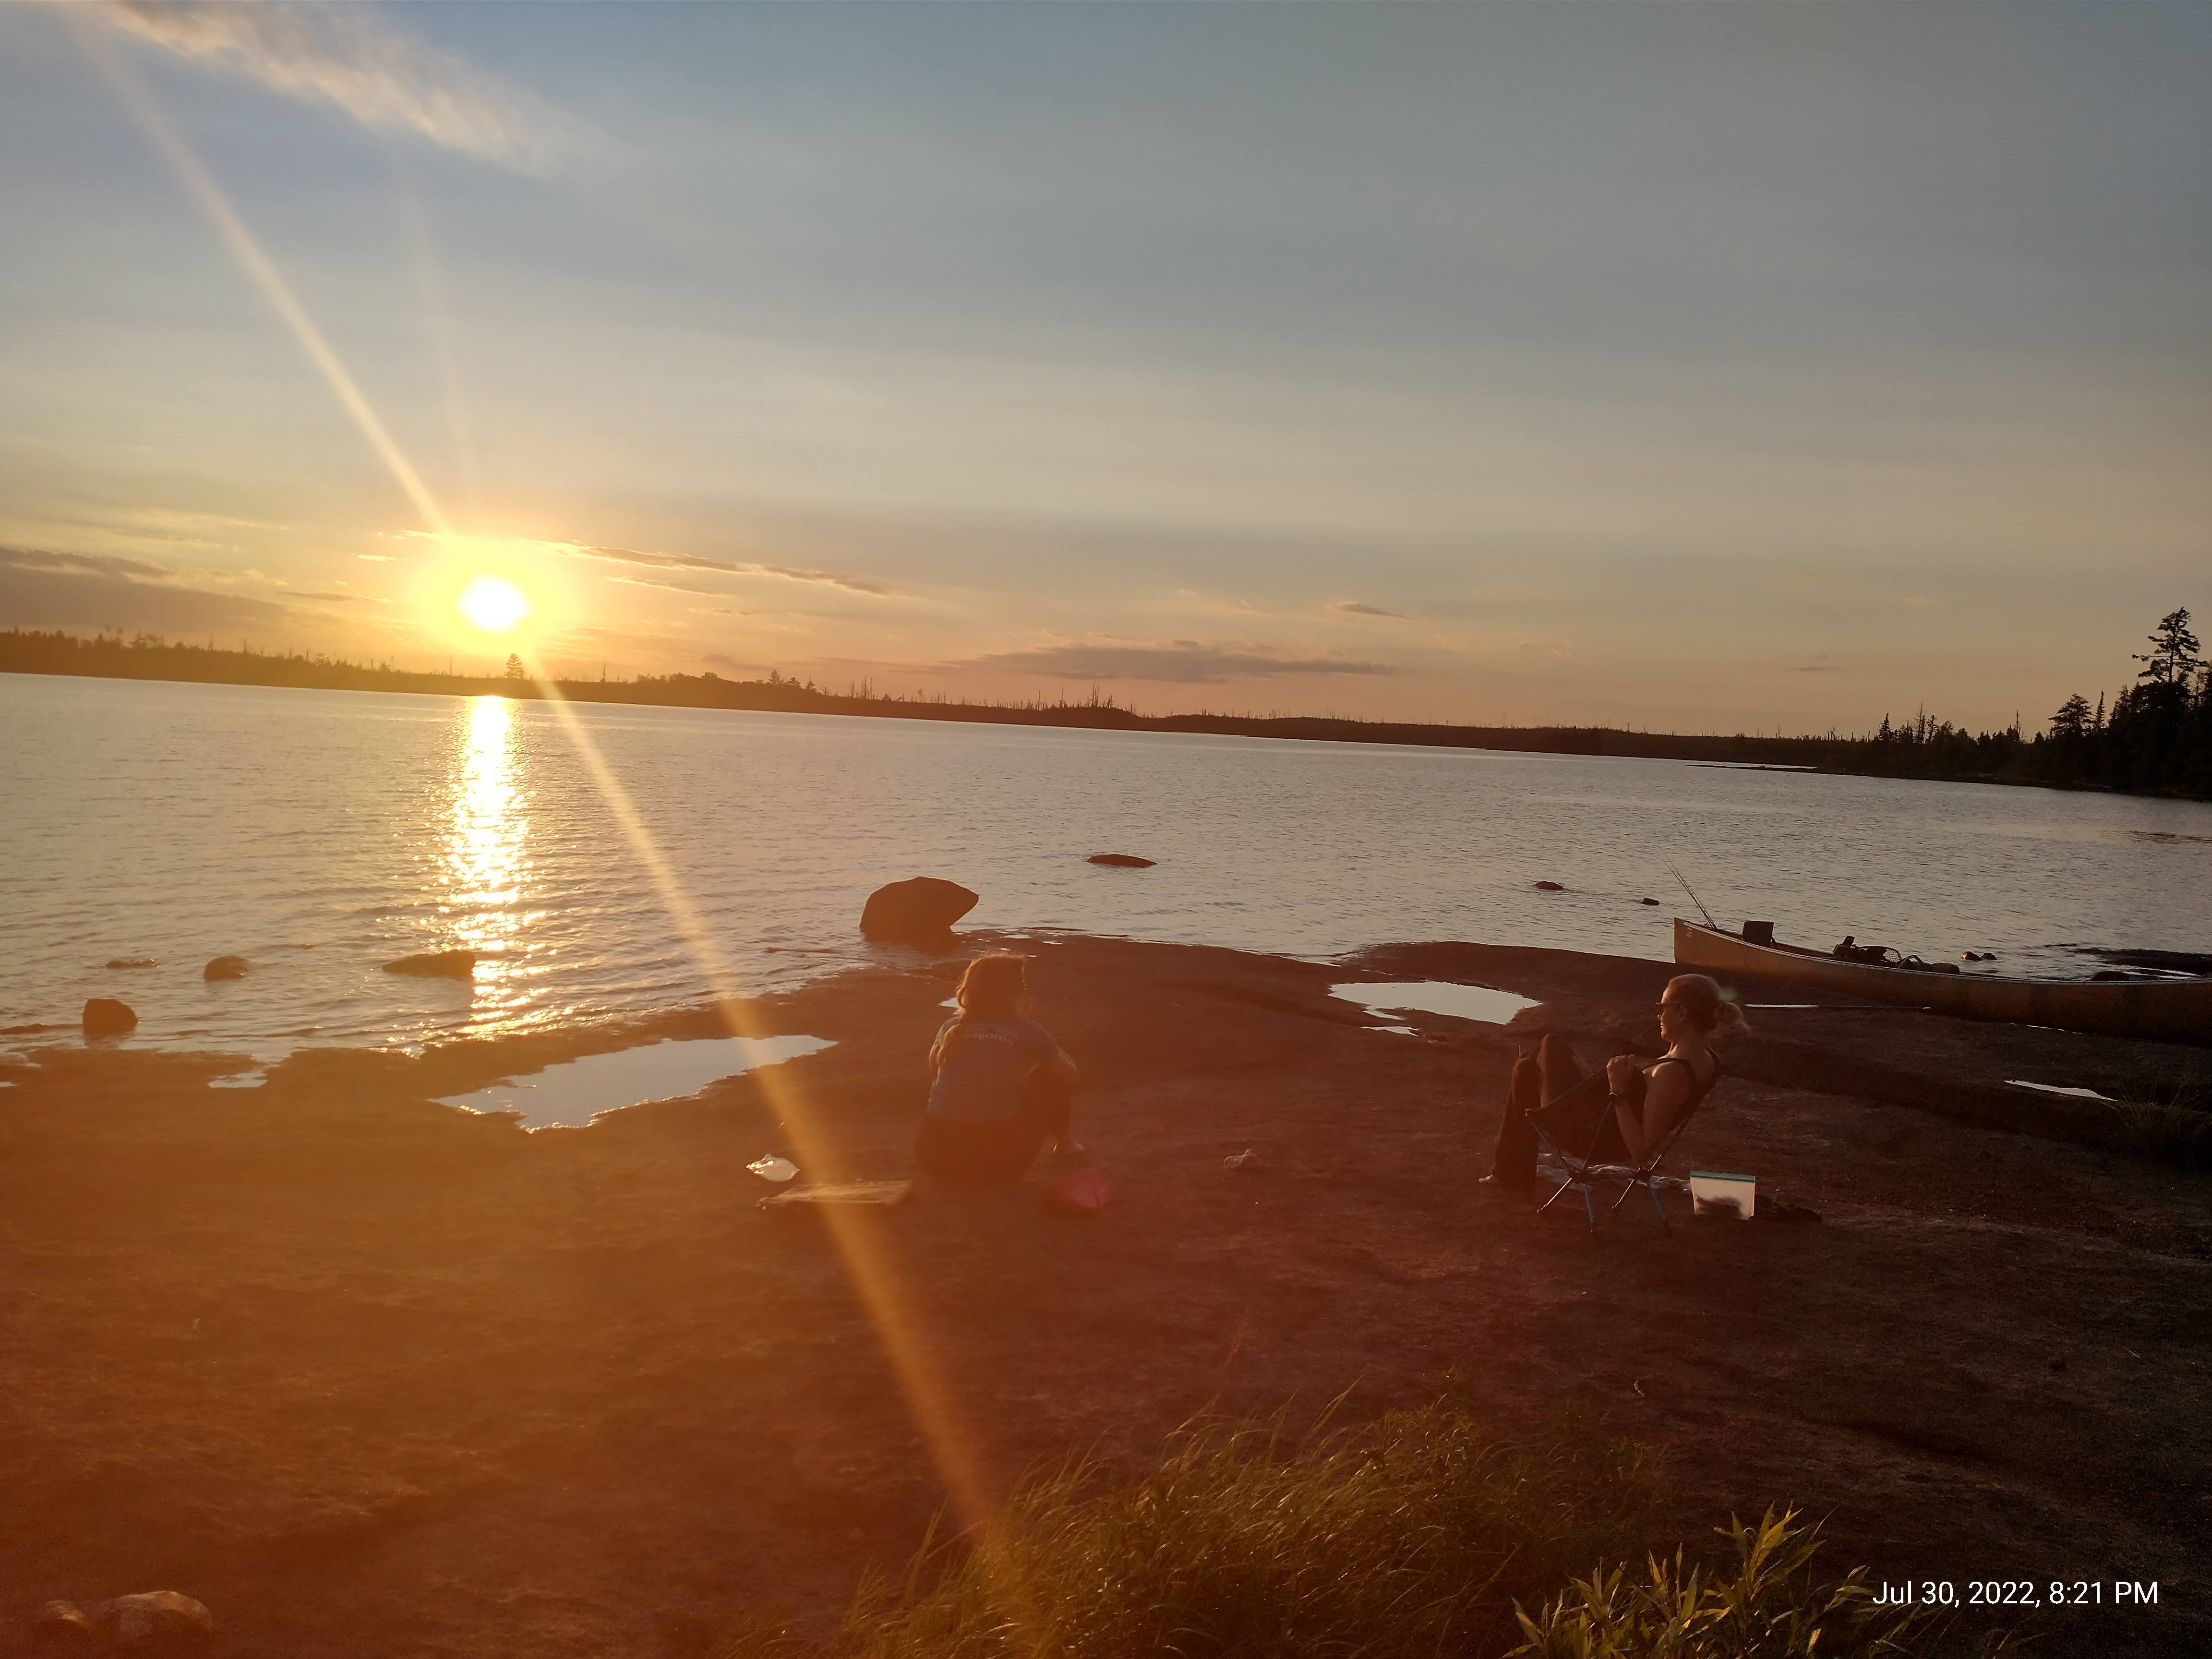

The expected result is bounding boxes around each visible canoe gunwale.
[1671,920,2211,1046]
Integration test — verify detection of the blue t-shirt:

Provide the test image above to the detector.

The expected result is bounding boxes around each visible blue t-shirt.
[926,1015,1067,1123]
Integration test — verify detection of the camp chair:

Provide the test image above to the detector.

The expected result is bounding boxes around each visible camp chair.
[1528,1072,1624,1234]
[1530,1064,1715,1235]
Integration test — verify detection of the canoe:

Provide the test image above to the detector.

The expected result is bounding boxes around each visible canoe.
[1673,919,2212,1046]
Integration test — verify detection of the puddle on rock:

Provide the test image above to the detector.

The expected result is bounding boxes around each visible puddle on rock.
[2007,1079,2116,1102]
[1331,980,1540,1029]
[437,1034,833,1129]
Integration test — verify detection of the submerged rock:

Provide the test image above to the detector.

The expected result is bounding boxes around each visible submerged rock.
[383,949,478,980]
[860,878,978,946]
[1640,898,1660,906]
[105,958,157,970]
[97,1592,213,1649]
[202,956,248,982]
[33,1600,96,1645]
[82,998,138,1040]
[1087,853,1155,868]
[1533,880,1565,892]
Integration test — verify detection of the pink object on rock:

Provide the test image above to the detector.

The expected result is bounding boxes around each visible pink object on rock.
[1041,1166,1112,1214]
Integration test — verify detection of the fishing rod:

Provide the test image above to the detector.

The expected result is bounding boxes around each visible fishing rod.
[1664,858,1719,930]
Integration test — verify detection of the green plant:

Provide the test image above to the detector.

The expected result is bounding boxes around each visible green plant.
[719,1398,1659,1659]
[1510,1507,1980,1659]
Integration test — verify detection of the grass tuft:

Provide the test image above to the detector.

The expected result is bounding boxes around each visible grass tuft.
[714,1399,1983,1659]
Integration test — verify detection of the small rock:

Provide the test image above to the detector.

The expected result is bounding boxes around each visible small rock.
[859,878,978,947]
[382,948,478,980]
[1639,897,1659,906]
[202,956,248,982]
[105,958,158,970]
[33,1601,96,1646]
[1533,880,1564,892]
[1087,853,1155,868]
[96,1592,212,1650]
[82,998,138,1039]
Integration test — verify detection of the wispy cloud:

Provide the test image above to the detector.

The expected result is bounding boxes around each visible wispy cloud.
[956,640,1395,685]
[103,1,574,170]
[1332,600,1407,619]
[0,543,299,632]
[570,541,895,597]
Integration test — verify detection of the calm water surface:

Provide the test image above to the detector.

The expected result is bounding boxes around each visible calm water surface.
[5,674,2209,1056]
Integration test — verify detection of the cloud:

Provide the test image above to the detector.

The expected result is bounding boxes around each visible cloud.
[956,640,1396,685]
[103,0,572,170]
[0,544,298,633]
[1332,600,1407,619]
[571,542,894,597]
[611,572,733,596]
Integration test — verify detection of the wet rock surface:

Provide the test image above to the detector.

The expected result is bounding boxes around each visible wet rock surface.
[2,934,2205,1658]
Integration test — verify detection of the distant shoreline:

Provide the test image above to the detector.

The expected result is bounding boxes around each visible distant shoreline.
[4,628,2204,800]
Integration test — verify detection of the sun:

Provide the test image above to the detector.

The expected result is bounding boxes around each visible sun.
[457,575,532,633]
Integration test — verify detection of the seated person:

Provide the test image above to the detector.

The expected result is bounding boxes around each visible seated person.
[914,952,1081,1186]
[1481,973,1743,1189]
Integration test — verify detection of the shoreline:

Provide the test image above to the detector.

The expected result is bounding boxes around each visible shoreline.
[4,930,2207,1656]
[16,637,2205,802]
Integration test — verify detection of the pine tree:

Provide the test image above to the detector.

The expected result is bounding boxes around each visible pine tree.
[2134,608,2203,688]
[2050,693,2092,738]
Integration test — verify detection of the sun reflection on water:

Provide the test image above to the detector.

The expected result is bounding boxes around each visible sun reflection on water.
[440,696,535,1025]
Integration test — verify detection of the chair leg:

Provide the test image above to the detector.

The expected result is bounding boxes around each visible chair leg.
[1647,1177,1671,1234]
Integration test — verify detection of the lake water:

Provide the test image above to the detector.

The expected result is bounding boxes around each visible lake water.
[5,673,2210,1057]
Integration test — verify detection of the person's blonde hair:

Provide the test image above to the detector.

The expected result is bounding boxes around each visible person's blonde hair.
[1664,973,1748,1036]
[955,952,1028,1018]
[932,952,1031,1071]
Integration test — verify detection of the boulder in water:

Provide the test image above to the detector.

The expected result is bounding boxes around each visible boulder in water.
[202,956,248,982]
[33,1600,96,1645]
[105,958,157,970]
[1533,880,1565,892]
[82,998,138,1040]
[1639,897,1660,906]
[1087,853,1155,868]
[96,1592,213,1650]
[860,878,978,946]
[383,949,478,980]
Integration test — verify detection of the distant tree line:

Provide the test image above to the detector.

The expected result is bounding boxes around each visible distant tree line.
[2,610,2206,799]
[1823,609,2209,799]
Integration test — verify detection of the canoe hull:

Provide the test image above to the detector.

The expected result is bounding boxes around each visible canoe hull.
[1673,920,2212,1046]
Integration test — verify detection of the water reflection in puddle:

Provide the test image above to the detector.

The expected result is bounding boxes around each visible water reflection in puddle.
[2007,1079,2116,1102]
[437,1033,833,1129]
[1331,980,1539,1028]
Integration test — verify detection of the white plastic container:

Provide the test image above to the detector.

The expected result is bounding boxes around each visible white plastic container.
[1688,1170,1757,1220]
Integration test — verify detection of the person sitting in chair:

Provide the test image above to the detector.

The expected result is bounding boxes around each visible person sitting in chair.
[1481,973,1743,1189]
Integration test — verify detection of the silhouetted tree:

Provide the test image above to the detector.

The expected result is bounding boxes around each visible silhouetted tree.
[2135,608,2203,689]
[2049,693,2092,738]
[504,653,527,680]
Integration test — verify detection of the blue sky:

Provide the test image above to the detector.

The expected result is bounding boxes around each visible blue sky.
[1,2,2205,729]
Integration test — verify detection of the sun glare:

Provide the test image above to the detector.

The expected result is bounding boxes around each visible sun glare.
[457,575,531,633]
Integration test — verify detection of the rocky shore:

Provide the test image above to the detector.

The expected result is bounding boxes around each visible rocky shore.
[2,934,2206,1656]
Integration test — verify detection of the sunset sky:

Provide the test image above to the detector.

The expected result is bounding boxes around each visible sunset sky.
[1,2,2205,731]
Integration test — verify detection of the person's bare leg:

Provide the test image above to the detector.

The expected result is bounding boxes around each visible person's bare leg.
[1479,1045,1545,1188]
[1538,1033,1595,1104]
